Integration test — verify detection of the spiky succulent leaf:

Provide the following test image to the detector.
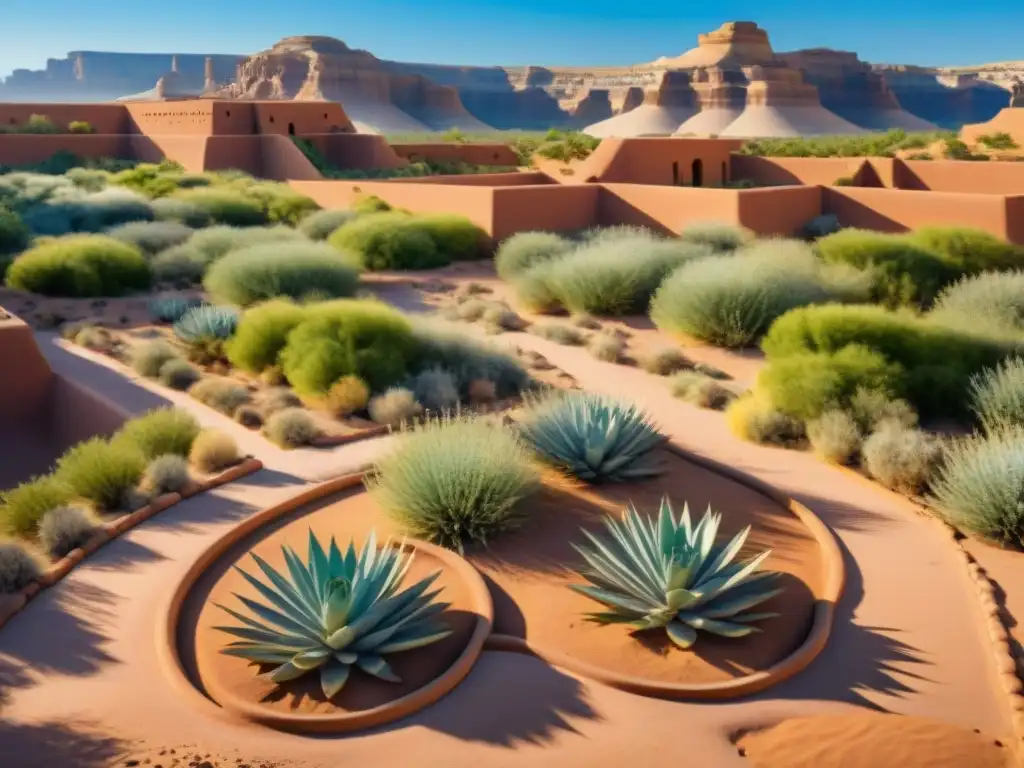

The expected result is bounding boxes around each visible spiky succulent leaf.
[148,296,202,323]
[570,497,782,649]
[214,529,452,700]
[174,304,239,342]
[519,393,666,482]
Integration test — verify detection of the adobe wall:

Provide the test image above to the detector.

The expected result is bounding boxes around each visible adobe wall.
[894,159,1024,194]
[491,186,600,240]
[249,101,354,136]
[0,134,132,166]
[128,135,212,172]
[301,134,405,171]
[737,186,822,235]
[0,315,52,424]
[49,375,127,449]
[256,135,323,181]
[124,101,218,136]
[729,156,868,187]
[598,184,740,234]
[386,172,551,186]
[0,103,130,133]
[390,142,521,166]
[595,138,744,186]
[1005,196,1024,245]
[824,187,1017,241]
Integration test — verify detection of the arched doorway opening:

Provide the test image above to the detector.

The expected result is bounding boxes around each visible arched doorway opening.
[691,158,703,187]
[721,161,728,185]
[288,122,296,136]
[672,161,680,185]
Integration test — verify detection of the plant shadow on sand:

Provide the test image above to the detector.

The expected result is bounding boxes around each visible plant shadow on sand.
[0,717,129,768]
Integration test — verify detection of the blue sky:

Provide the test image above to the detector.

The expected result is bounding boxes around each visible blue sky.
[2,0,1021,78]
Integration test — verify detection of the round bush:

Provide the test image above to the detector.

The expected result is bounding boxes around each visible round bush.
[651,239,837,348]
[5,234,150,297]
[862,422,941,495]
[189,377,251,415]
[158,358,201,390]
[203,242,361,306]
[243,183,320,226]
[0,539,48,593]
[495,231,573,280]
[139,454,192,495]
[53,438,146,510]
[151,246,204,286]
[910,226,1023,274]
[969,358,1024,434]
[807,409,862,464]
[38,503,102,558]
[410,367,460,412]
[329,212,445,270]
[105,220,192,256]
[0,476,74,538]
[173,189,267,227]
[367,414,540,551]
[226,299,308,373]
[279,300,416,395]
[369,387,423,427]
[725,394,806,446]
[130,341,180,377]
[263,407,320,448]
[298,208,359,240]
[930,270,1024,336]
[0,206,29,255]
[113,407,201,460]
[678,221,752,252]
[416,214,487,261]
[189,430,240,473]
[184,225,308,267]
[150,197,212,228]
[324,375,370,417]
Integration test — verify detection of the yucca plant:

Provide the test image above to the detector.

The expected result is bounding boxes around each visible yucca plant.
[214,529,452,699]
[571,498,782,649]
[174,304,239,342]
[518,392,665,481]
[148,296,202,324]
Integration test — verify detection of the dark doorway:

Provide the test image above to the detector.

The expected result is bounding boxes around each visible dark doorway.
[721,161,728,185]
[287,122,296,136]
[691,158,704,187]
[672,161,680,186]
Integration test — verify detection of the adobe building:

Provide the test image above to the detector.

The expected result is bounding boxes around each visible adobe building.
[0,98,1022,245]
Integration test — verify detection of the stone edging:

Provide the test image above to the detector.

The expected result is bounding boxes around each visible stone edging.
[157,472,495,735]
[484,440,846,699]
[0,458,264,632]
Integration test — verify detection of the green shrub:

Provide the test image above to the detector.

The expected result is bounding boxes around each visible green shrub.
[148,296,202,323]
[366,414,540,551]
[189,429,241,473]
[849,387,918,431]
[969,358,1024,433]
[351,194,391,214]
[807,410,862,465]
[668,371,735,410]
[182,224,307,267]
[241,182,320,226]
[113,407,201,460]
[259,387,302,417]
[410,367,460,412]
[150,196,212,228]
[638,347,691,376]
[802,213,842,239]
[324,375,370,417]
[651,239,847,348]
[510,264,561,313]
[22,188,156,236]
[279,300,416,395]
[234,405,263,428]
[0,206,29,256]
[298,208,358,240]
[815,228,957,307]
[726,394,806,446]
[263,407,320,448]
[130,340,180,377]
[151,247,204,286]
[172,189,267,227]
[226,299,308,373]
[203,242,361,306]
[5,234,150,297]
[0,539,47,593]
[761,304,1017,420]
[53,438,146,509]
[757,345,904,422]
[861,422,941,495]
[481,303,525,332]
[328,212,444,270]
[0,476,74,537]
[37,503,101,558]
[531,322,584,345]
[417,214,487,261]
[909,226,1023,275]
[139,454,192,496]
[678,221,752,252]
[588,331,626,362]
[929,270,1024,337]
[929,427,1024,546]
[105,220,192,255]
[495,231,574,280]
[173,305,238,344]
[189,377,251,415]
[158,358,201,390]
[368,387,423,427]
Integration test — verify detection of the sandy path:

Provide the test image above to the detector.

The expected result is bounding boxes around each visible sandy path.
[0,318,1016,766]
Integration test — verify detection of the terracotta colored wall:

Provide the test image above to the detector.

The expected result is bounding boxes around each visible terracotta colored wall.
[128,135,211,172]
[251,102,354,136]
[598,184,739,234]
[125,101,216,136]
[302,134,405,171]
[0,103,129,133]
[390,143,520,166]
[0,134,131,165]
[895,160,1024,194]
[387,172,550,187]
[491,186,600,240]
[211,102,258,135]
[49,375,127,448]
[729,156,868,187]
[595,138,744,186]
[256,135,322,181]
[824,188,1016,241]
[1006,196,1024,245]
[737,187,822,235]
[202,136,265,176]
[0,316,52,423]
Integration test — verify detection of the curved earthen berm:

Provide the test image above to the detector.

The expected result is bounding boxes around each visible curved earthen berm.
[0,322,1018,767]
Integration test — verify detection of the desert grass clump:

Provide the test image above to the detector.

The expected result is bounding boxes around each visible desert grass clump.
[158,358,201,391]
[0,476,74,538]
[969,358,1024,433]
[53,438,146,510]
[263,407,321,449]
[495,231,574,280]
[929,427,1024,546]
[5,234,150,297]
[481,303,525,333]
[151,247,204,286]
[203,242,361,306]
[324,375,370,418]
[37,503,102,558]
[807,410,862,465]
[105,220,192,256]
[0,539,48,593]
[909,226,1023,275]
[668,371,735,410]
[139,454,192,496]
[861,422,941,495]
[510,264,561,313]
[131,340,180,378]
[366,414,540,551]
[726,395,805,446]
[297,208,358,240]
[453,297,489,322]
[150,196,212,228]
[189,377,252,416]
[411,367,461,413]
[416,213,488,261]
[409,319,530,398]
[113,407,201,460]
[328,212,445,271]
[929,270,1024,337]
[849,387,918,432]
[189,430,241,473]
[531,321,584,346]
[74,325,114,353]
[226,298,308,374]
[678,221,752,252]
[259,387,303,416]
[173,188,267,227]
[368,387,423,427]
[588,331,626,363]
[638,346,691,376]
[234,405,264,429]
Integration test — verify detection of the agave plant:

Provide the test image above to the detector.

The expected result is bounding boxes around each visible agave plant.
[148,296,201,324]
[174,304,239,342]
[571,498,782,649]
[518,392,665,481]
[214,529,453,699]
